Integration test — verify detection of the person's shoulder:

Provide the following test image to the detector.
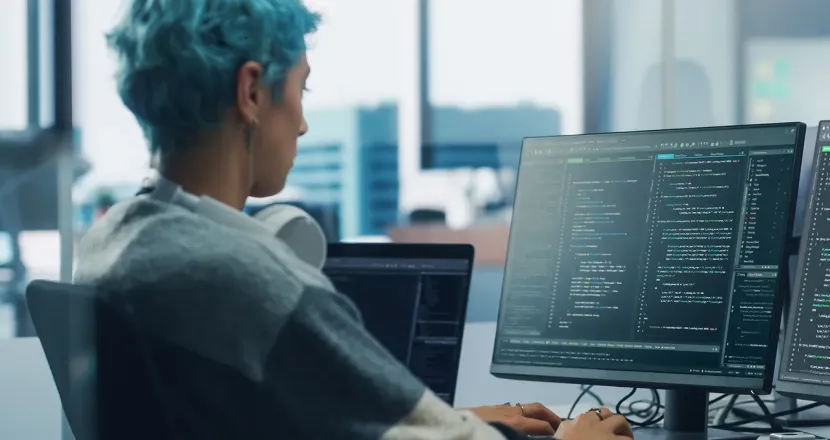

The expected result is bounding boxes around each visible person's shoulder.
[78,197,306,299]
[76,197,311,379]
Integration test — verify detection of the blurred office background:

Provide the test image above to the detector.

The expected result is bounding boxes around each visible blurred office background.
[2,0,830,438]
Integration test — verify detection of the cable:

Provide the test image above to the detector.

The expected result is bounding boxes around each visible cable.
[708,394,733,406]
[582,385,605,408]
[615,388,638,415]
[624,399,660,418]
[709,397,775,418]
[640,389,664,426]
[569,388,799,431]
[713,394,739,426]
[567,385,604,419]
[569,387,803,432]
[750,392,780,430]
[566,386,589,420]
[711,402,823,430]
[622,390,663,420]
[616,388,663,427]
[568,387,664,426]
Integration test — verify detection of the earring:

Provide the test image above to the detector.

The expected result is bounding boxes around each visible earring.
[244,118,257,152]
[246,118,258,190]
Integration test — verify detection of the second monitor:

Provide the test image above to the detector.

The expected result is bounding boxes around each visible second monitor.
[492,123,806,440]
[778,121,830,405]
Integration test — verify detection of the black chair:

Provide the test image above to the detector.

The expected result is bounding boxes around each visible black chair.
[26,280,173,440]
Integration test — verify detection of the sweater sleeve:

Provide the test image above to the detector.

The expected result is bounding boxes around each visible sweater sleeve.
[262,284,508,439]
[488,423,549,440]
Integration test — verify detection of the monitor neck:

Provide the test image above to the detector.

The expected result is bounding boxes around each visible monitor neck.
[663,389,709,433]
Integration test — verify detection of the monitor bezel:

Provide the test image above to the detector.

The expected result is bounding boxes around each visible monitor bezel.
[327,243,475,262]
[491,122,807,394]
[325,242,475,404]
[776,120,830,402]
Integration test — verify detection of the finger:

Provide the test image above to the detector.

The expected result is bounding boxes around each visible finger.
[511,416,556,436]
[520,403,562,427]
[575,412,601,426]
[598,407,615,420]
[602,414,634,438]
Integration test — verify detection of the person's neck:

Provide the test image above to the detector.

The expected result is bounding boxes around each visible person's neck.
[160,146,250,211]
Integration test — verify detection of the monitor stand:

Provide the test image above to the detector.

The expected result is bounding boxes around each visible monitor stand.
[634,390,755,440]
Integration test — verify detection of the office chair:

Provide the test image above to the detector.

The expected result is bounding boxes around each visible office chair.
[26,280,175,440]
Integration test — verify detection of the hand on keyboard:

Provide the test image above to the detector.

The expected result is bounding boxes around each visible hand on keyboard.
[554,407,633,440]
[465,402,562,436]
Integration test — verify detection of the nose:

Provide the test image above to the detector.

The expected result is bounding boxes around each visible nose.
[299,117,308,137]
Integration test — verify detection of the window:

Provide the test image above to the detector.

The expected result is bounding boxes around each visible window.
[0,0,28,130]
[419,0,583,228]
[0,0,53,341]
[73,0,150,188]
[297,0,412,239]
[601,0,665,131]
[429,0,583,133]
[303,0,409,109]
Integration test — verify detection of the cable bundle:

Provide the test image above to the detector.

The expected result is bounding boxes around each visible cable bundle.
[567,385,825,434]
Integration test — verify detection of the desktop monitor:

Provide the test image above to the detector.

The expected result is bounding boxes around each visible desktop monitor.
[777,120,830,403]
[323,243,474,405]
[491,123,806,440]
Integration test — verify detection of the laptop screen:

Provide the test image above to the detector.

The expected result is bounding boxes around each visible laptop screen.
[323,244,474,405]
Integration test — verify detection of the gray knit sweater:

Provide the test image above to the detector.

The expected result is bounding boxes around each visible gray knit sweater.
[74,196,521,439]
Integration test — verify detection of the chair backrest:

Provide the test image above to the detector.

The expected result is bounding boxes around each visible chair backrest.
[26,280,170,440]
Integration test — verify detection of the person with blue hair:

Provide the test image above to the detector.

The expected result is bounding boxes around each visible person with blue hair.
[74,1,633,439]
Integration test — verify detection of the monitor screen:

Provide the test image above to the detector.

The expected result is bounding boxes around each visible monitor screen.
[491,123,805,391]
[323,244,473,405]
[778,121,830,400]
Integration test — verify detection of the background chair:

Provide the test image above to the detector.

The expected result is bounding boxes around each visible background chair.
[26,280,172,440]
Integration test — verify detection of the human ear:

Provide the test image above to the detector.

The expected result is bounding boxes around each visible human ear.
[235,61,264,125]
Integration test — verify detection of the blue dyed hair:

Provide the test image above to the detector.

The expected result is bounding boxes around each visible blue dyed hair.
[107,0,320,154]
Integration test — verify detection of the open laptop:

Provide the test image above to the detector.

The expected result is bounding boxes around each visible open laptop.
[324,243,474,405]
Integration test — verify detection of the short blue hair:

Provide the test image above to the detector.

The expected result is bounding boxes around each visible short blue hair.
[107,0,320,154]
